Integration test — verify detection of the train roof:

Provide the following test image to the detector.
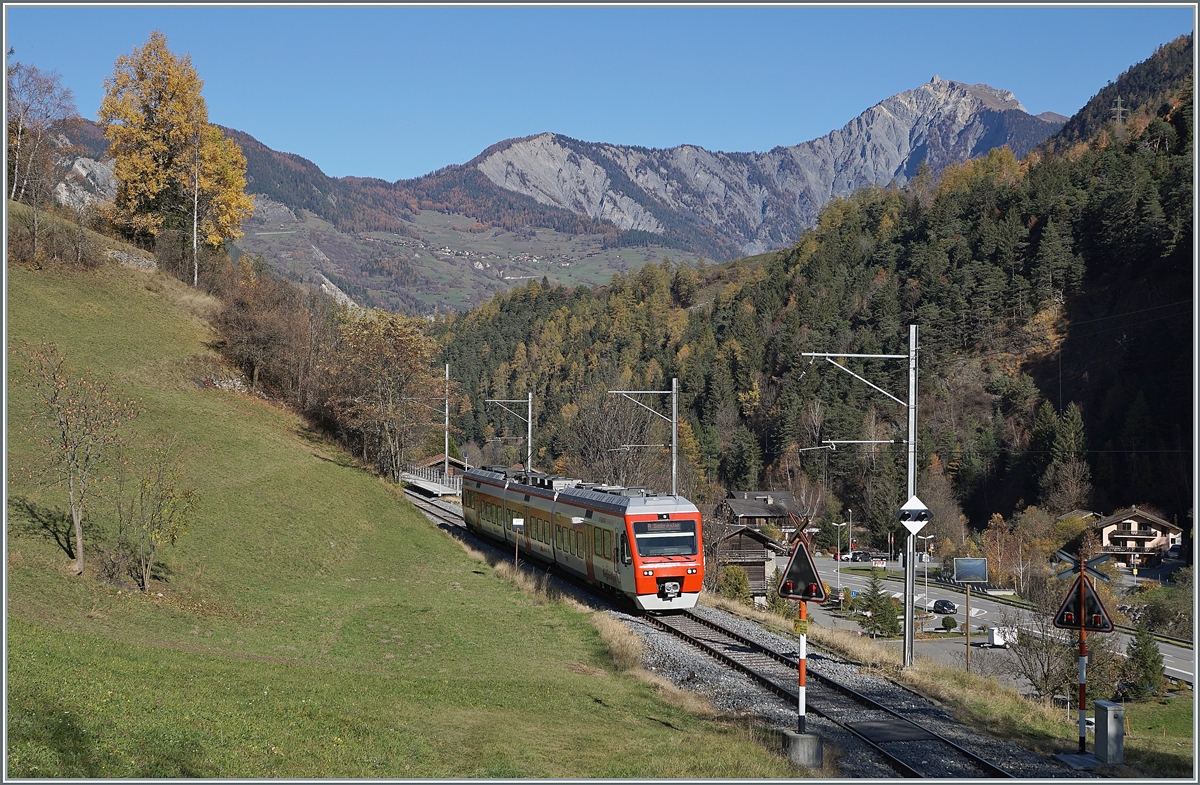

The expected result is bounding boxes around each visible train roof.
[464,467,698,515]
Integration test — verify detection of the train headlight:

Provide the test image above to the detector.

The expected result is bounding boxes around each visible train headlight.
[686,568,697,574]
[642,570,654,576]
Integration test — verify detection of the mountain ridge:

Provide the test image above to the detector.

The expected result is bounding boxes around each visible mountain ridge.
[455,76,1064,257]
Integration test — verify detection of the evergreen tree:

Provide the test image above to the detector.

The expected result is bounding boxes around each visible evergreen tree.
[857,569,901,638]
[726,425,762,490]
[1123,621,1165,700]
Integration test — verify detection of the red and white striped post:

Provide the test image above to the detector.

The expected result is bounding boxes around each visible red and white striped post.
[797,599,808,734]
[1078,578,1089,754]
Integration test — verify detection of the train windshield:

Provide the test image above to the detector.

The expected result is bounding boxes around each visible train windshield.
[633,519,698,557]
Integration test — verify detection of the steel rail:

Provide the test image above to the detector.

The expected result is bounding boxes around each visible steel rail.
[646,611,1016,779]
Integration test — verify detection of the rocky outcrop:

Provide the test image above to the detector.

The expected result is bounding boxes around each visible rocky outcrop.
[474,78,1064,256]
[54,156,116,210]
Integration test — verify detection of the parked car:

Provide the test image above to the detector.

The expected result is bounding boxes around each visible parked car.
[839,552,852,561]
[933,599,958,614]
[1168,544,1181,559]
[850,551,871,562]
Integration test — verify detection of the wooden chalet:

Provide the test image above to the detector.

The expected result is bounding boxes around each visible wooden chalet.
[714,490,801,538]
[713,525,789,607]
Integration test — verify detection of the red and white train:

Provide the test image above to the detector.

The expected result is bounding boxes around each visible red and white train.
[461,467,704,611]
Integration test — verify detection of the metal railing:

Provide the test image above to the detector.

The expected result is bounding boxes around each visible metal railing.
[1101,544,1163,554]
[1113,526,1158,537]
[404,465,462,493]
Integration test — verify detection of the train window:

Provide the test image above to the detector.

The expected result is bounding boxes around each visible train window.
[620,534,632,565]
[632,519,698,556]
[593,529,602,557]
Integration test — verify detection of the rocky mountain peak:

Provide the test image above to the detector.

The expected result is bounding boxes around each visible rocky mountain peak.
[472,78,1063,257]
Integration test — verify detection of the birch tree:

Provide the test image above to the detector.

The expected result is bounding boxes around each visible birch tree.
[6,57,78,204]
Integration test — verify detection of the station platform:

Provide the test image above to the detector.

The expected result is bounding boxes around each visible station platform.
[401,473,459,497]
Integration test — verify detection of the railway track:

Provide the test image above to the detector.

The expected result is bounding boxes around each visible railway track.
[644,610,1016,778]
[405,488,1047,777]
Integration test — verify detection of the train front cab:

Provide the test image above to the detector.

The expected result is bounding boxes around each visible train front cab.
[627,512,702,611]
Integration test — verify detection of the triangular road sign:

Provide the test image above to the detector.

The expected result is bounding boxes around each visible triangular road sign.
[1052,574,1114,632]
[778,540,826,602]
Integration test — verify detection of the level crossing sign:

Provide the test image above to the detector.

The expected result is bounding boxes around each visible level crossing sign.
[778,540,826,602]
[1053,574,1115,632]
[1054,549,1112,583]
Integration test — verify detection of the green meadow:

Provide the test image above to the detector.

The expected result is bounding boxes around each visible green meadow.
[5,252,795,778]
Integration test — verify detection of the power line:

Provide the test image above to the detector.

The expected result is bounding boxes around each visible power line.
[1063,299,1192,328]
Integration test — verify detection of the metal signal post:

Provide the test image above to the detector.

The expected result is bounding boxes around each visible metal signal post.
[802,325,920,667]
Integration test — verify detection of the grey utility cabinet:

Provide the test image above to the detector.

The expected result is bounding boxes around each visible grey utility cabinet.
[1093,700,1125,764]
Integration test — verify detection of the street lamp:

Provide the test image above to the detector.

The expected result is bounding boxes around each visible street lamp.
[847,508,853,553]
[832,521,848,591]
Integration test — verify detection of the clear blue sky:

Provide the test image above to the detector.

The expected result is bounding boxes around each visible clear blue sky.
[5,4,1194,182]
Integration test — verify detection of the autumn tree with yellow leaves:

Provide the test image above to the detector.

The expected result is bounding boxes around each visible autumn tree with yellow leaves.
[97,30,252,286]
[324,309,447,483]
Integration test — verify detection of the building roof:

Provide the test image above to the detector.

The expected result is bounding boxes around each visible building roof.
[717,525,789,554]
[722,496,796,521]
[1094,505,1180,532]
[728,489,799,507]
[414,454,469,470]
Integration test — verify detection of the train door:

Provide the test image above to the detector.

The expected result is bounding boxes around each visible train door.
[615,528,636,595]
[584,523,596,582]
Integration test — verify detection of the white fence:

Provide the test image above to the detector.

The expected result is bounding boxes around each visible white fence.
[405,464,462,493]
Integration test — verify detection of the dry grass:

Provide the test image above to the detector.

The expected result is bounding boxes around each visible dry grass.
[591,611,644,671]
[627,666,719,717]
[171,286,221,323]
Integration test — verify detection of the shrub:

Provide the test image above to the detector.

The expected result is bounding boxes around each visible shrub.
[717,565,752,606]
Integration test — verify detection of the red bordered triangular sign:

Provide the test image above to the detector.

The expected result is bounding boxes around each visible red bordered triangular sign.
[1052,574,1114,632]
[778,540,826,602]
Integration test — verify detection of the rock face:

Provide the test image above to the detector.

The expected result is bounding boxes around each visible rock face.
[474,77,1064,256]
[54,156,117,210]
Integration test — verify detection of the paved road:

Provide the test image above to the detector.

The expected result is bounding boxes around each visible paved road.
[782,553,1194,686]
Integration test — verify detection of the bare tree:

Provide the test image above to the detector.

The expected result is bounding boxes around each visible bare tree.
[1040,457,1093,516]
[558,384,663,488]
[920,453,968,545]
[18,343,141,575]
[123,439,199,591]
[7,59,79,203]
[998,578,1076,700]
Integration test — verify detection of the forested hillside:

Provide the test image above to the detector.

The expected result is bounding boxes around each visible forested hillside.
[1046,34,1193,152]
[431,41,1193,554]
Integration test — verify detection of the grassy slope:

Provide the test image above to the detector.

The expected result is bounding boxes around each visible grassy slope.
[5,257,794,778]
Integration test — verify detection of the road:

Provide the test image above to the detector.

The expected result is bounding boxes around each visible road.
[781,553,1194,686]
